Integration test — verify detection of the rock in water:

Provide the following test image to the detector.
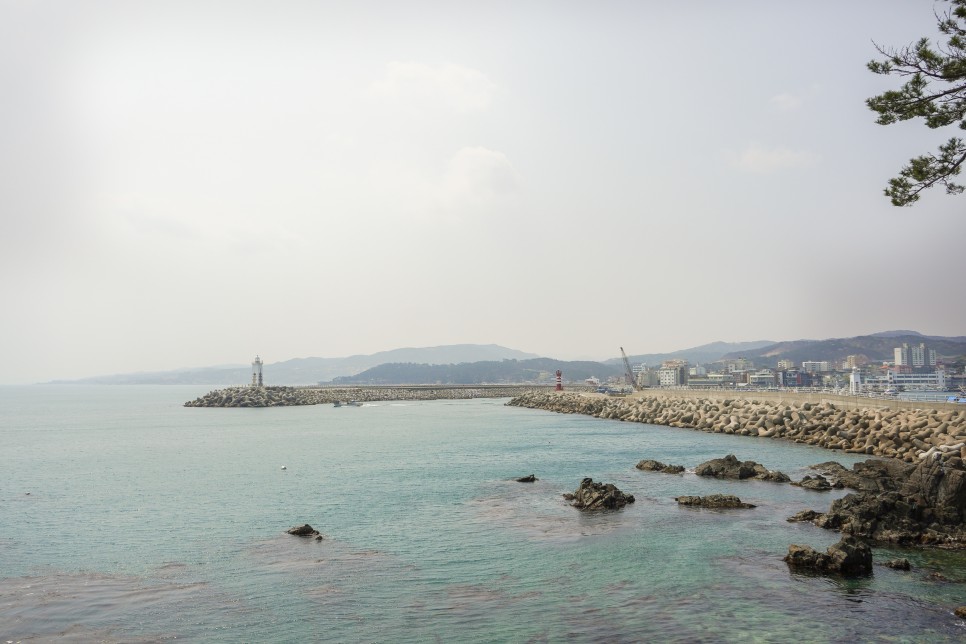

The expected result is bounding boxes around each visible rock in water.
[287,524,321,537]
[694,455,790,483]
[675,494,755,509]
[566,477,635,510]
[784,535,872,576]
[515,474,537,483]
[786,509,820,523]
[802,456,966,546]
[791,475,833,491]
[635,459,685,474]
[884,558,911,570]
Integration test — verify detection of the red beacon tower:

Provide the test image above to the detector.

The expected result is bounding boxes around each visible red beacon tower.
[555,370,562,391]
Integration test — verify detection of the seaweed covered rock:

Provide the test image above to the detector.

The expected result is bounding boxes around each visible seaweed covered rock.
[675,494,755,509]
[784,535,873,576]
[515,474,537,483]
[694,455,790,483]
[635,459,685,474]
[564,478,635,510]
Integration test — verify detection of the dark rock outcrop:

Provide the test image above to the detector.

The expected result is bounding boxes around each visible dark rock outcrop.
[635,459,685,474]
[791,474,833,491]
[783,535,873,576]
[694,455,790,483]
[796,456,966,547]
[884,558,911,570]
[287,524,321,538]
[675,494,755,509]
[787,509,820,523]
[515,474,537,483]
[564,478,635,510]
[810,460,907,493]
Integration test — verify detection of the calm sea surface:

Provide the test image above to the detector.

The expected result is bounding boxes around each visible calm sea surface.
[2,386,965,642]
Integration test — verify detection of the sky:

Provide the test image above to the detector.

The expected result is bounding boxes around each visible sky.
[1,0,964,384]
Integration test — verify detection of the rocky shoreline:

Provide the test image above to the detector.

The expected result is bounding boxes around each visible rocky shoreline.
[184,385,548,407]
[507,391,966,464]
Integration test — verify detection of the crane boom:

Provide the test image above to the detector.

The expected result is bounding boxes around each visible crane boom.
[620,347,638,390]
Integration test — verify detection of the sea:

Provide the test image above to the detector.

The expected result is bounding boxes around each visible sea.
[2,386,965,642]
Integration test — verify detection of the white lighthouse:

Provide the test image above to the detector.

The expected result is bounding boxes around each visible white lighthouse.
[251,355,263,387]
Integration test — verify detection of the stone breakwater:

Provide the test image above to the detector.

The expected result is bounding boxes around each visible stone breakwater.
[506,392,966,463]
[185,385,548,408]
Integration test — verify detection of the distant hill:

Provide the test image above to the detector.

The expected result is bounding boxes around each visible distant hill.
[332,358,624,385]
[47,344,541,385]
[721,333,966,367]
[607,340,776,368]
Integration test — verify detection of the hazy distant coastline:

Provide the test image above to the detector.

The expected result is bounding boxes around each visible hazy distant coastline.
[43,331,966,387]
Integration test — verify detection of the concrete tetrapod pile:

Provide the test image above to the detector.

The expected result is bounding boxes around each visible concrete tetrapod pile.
[185,385,545,407]
[506,392,966,464]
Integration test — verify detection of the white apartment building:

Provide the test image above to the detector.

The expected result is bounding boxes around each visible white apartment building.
[894,342,937,368]
[658,366,687,387]
[801,361,831,373]
[689,364,707,377]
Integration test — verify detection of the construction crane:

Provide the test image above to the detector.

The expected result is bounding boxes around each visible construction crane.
[620,347,638,391]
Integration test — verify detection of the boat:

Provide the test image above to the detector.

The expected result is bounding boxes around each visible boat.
[334,400,363,407]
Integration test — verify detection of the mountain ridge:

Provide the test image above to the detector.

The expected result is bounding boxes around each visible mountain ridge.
[721,334,966,366]
[43,332,966,385]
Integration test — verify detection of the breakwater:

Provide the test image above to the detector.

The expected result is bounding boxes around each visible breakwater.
[184,384,551,407]
[507,391,966,463]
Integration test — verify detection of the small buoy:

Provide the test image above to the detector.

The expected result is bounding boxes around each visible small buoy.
[281,466,287,470]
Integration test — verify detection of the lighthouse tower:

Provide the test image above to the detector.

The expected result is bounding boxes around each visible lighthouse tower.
[251,355,263,387]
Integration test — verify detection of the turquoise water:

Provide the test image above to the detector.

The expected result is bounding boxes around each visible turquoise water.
[2,386,965,642]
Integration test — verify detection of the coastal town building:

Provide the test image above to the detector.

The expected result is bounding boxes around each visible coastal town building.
[726,358,752,373]
[854,368,946,391]
[844,355,868,369]
[776,359,796,370]
[658,361,689,387]
[776,370,813,387]
[748,370,777,387]
[637,367,660,388]
[894,342,937,370]
[802,361,831,373]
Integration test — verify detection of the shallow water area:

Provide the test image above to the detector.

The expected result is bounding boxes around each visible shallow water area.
[2,386,965,641]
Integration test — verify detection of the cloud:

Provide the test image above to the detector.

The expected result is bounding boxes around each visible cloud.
[729,143,818,174]
[436,147,518,213]
[369,61,497,112]
[769,92,803,110]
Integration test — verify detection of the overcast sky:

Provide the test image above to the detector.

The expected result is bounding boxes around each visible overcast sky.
[2,0,963,384]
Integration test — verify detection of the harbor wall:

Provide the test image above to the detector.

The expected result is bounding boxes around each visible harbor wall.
[184,384,557,407]
[632,388,965,413]
[507,391,966,463]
